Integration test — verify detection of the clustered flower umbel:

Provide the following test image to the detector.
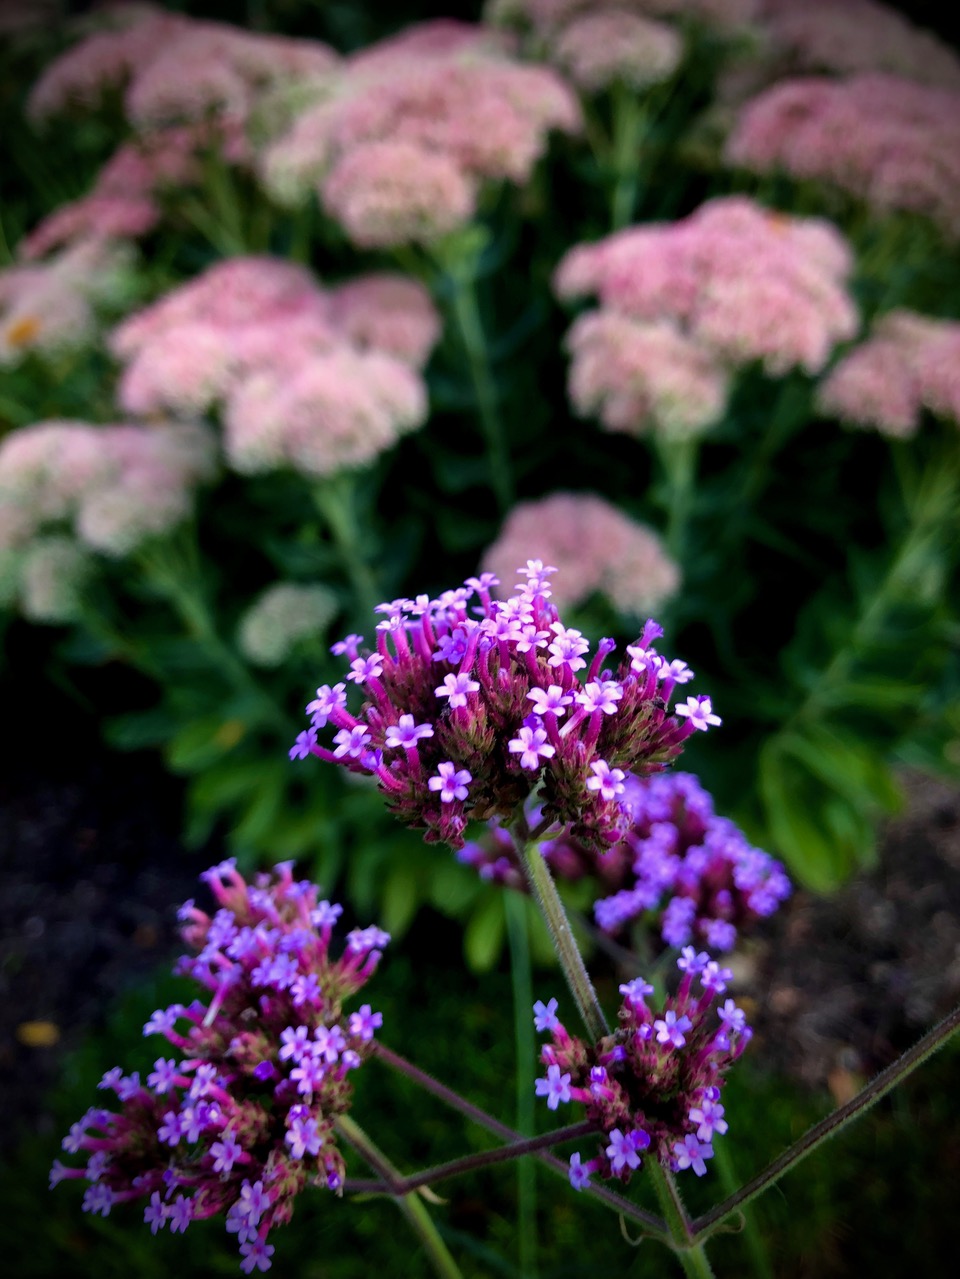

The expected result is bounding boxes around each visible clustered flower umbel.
[50,859,388,1274]
[817,308,960,438]
[724,72,960,242]
[534,949,751,1189]
[554,195,858,441]
[481,491,680,619]
[458,771,790,953]
[291,562,719,852]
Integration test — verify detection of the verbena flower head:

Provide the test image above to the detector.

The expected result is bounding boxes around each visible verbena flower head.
[817,308,960,437]
[459,771,790,952]
[724,73,960,241]
[237,583,340,668]
[293,563,716,851]
[51,860,388,1273]
[481,491,680,617]
[535,951,750,1188]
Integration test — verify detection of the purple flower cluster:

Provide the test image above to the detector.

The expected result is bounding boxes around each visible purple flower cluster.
[292,562,718,852]
[584,771,790,951]
[50,860,387,1273]
[459,772,790,955]
[533,950,752,1190]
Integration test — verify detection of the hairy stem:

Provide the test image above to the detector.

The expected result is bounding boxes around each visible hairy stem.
[648,1162,716,1278]
[691,1000,960,1242]
[513,823,610,1043]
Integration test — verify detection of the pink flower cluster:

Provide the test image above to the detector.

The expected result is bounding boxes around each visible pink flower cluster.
[724,73,960,241]
[817,309,960,438]
[28,4,338,132]
[549,10,683,93]
[109,256,438,478]
[51,860,388,1274]
[0,238,136,367]
[759,0,960,88]
[0,418,216,559]
[481,491,680,617]
[257,18,582,246]
[292,562,718,852]
[555,195,857,438]
[533,949,751,1188]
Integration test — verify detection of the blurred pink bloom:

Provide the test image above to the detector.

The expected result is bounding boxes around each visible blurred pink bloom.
[555,195,856,440]
[482,491,680,615]
[327,274,441,368]
[0,419,217,556]
[224,348,426,478]
[566,312,730,440]
[817,309,960,437]
[257,18,580,243]
[725,73,960,240]
[761,0,960,87]
[321,140,477,248]
[549,11,683,92]
[1,239,136,366]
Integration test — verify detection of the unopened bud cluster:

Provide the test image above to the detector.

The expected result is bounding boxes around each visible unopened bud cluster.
[50,860,388,1274]
[534,949,751,1189]
[292,562,719,851]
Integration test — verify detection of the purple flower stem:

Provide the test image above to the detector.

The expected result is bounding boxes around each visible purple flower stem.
[510,817,610,1044]
[690,999,960,1246]
[372,1043,667,1239]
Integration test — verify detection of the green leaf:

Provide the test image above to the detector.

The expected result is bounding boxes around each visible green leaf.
[463,891,505,973]
[378,864,420,938]
[164,715,249,775]
[103,707,178,751]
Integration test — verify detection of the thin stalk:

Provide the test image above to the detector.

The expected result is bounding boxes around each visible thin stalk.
[647,1162,715,1279]
[657,435,699,563]
[514,825,610,1043]
[343,1119,597,1196]
[504,891,539,1278]
[335,1114,464,1279]
[373,1043,669,1239]
[312,474,380,624]
[691,1000,960,1242]
[446,266,513,512]
[610,84,646,230]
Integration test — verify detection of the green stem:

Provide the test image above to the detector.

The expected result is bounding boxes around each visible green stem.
[657,435,699,563]
[504,891,539,1279]
[648,1162,716,1279]
[446,266,513,513]
[312,474,380,624]
[691,1000,960,1243]
[373,1044,669,1238]
[335,1115,464,1279]
[513,823,609,1043]
[711,1142,773,1279]
[610,85,646,230]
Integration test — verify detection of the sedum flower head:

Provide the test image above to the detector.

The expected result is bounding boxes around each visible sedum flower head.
[237,583,340,668]
[549,10,683,93]
[293,563,716,852]
[51,860,388,1273]
[817,308,960,437]
[481,491,680,617]
[724,73,960,241]
[17,535,93,624]
[535,950,750,1188]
